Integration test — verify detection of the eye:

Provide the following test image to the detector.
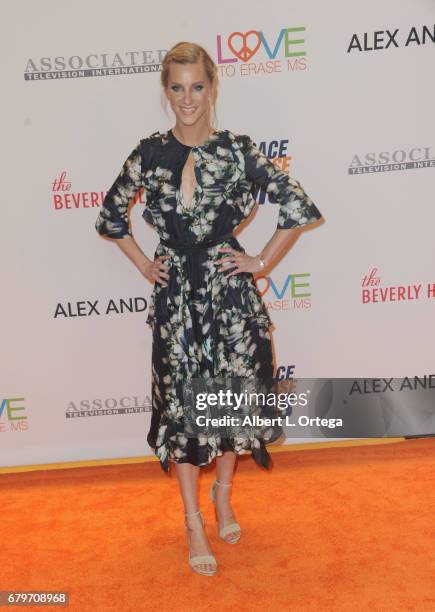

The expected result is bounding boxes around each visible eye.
[171,85,181,92]
[194,85,204,91]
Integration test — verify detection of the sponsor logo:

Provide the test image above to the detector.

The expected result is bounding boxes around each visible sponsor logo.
[275,364,296,380]
[349,147,435,175]
[216,27,308,77]
[0,398,27,432]
[361,267,435,304]
[252,137,293,203]
[348,376,435,393]
[53,298,148,318]
[347,24,435,53]
[255,273,312,310]
[51,171,145,211]
[24,49,166,81]
[65,396,151,418]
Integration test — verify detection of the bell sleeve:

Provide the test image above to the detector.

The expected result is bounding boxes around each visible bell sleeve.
[95,141,144,239]
[239,134,323,229]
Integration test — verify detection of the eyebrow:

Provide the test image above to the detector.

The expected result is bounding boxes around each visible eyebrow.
[170,81,205,85]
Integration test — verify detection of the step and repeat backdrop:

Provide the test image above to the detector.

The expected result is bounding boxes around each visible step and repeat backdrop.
[1,0,434,467]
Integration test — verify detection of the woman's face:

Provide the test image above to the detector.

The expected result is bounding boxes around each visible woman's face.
[165,61,213,128]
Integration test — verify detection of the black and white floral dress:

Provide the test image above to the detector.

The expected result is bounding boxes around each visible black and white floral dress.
[95,128,322,473]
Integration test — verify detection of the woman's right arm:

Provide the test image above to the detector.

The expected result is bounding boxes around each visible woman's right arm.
[95,141,169,285]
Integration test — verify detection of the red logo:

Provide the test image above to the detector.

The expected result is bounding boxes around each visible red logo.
[228,30,262,62]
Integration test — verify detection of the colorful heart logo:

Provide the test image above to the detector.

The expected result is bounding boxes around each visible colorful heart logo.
[255,276,270,297]
[228,30,262,62]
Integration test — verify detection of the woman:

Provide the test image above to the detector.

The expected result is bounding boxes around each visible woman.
[95,41,323,576]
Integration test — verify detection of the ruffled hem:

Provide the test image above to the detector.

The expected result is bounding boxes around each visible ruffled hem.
[148,433,283,473]
[147,408,284,474]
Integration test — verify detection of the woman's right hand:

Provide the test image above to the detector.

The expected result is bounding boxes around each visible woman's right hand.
[142,254,171,286]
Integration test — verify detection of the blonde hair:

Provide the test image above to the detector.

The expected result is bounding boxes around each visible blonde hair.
[160,41,219,127]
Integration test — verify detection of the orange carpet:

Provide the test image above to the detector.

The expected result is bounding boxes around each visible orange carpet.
[1,438,434,612]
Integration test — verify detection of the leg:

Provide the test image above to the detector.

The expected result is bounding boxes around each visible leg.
[216,449,237,483]
[175,462,216,574]
[175,461,200,513]
[214,451,240,543]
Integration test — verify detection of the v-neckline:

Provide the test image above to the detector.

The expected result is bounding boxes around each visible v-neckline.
[166,128,222,213]
[177,148,200,212]
[177,184,198,212]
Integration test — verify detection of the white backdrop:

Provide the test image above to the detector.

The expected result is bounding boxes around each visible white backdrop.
[1,0,434,467]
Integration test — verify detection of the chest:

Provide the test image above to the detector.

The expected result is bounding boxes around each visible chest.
[142,136,252,220]
[178,150,198,209]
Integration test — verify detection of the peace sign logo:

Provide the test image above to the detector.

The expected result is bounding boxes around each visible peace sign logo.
[228,30,262,62]
[255,275,270,297]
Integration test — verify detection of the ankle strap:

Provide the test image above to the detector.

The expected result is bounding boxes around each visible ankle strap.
[185,510,201,517]
[216,480,232,487]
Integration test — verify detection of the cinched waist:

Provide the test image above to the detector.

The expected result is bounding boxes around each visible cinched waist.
[159,232,234,254]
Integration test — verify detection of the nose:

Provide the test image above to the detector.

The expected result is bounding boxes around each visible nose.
[182,89,192,105]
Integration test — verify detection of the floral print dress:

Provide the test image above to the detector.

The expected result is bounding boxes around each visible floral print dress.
[95,128,322,473]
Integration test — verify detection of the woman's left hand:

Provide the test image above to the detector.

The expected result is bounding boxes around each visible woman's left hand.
[216,247,264,277]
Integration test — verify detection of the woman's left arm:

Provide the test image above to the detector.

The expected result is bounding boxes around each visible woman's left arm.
[218,133,324,276]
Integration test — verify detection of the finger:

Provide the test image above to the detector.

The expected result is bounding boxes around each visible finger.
[225,268,242,277]
[223,253,242,262]
[219,260,237,271]
[216,254,238,264]
[217,247,234,254]
[221,264,238,274]
[217,258,234,267]
[154,263,167,273]
[220,256,242,268]
[155,255,171,264]
[158,268,170,279]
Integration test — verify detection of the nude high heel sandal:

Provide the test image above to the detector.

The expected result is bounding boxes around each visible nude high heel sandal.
[210,480,242,544]
[184,510,217,576]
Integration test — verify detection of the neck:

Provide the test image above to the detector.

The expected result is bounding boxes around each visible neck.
[172,121,215,147]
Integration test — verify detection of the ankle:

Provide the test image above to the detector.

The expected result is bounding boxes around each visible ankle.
[184,510,204,530]
[216,479,233,487]
[185,509,201,517]
[215,484,232,499]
